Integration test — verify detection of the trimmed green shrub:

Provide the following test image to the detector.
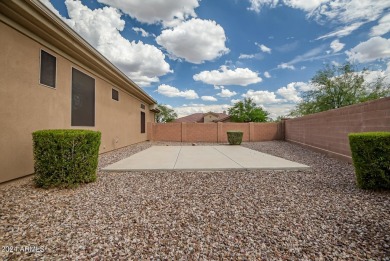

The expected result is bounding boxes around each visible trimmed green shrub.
[32,129,101,188]
[227,131,243,145]
[348,132,390,190]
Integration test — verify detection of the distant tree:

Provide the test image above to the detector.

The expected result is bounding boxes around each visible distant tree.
[155,104,177,123]
[273,115,287,122]
[228,98,269,122]
[290,63,390,117]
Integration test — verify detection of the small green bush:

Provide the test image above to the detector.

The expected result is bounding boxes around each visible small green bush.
[32,129,101,188]
[227,131,243,145]
[348,132,390,190]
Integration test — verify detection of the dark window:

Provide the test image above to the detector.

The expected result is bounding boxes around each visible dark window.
[141,111,145,133]
[140,104,145,109]
[71,68,95,126]
[112,89,119,101]
[40,50,56,88]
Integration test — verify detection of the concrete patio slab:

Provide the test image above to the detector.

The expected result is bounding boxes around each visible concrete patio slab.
[103,146,181,170]
[214,146,310,170]
[175,146,242,170]
[103,146,309,171]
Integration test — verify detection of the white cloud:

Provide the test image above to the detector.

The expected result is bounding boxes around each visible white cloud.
[312,1,390,25]
[217,88,238,98]
[174,104,231,117]
[156,18,229,64]
[248,0,326,13]
[276,84,301,102]
[277,63,295,70]
[231,99,241,104]
[316,22,363,40]
[330,39,345,53]
[247,0,279,13]
[331,61,340,67]
[132,27,154,37]
[263,103,297,119]
[193,66,262,86]
[157,84,199,99]
[242,90,284,104]
[50,0,172,87]
[293,81,316,92]
[264,71,271,78]
[370,13,390,37]
[201,96,218,101]
[279,45,338,69]
[248,1,390,40]
[256,43,272,53]
[239,54,256,59]
[346,37,390,63]
[97,0,199,27]
[283,0,328,12]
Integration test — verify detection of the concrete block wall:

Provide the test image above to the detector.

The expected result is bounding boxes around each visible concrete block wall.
[285,97,390,162]
[148,122,283,143]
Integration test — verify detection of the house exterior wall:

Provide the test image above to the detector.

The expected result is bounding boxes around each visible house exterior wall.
[204,114,218,123]
[0,21,155,183]
[147,122,284,143]
[285,97,390,162]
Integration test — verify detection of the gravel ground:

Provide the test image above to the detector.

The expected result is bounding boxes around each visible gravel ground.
[1,141,389,260]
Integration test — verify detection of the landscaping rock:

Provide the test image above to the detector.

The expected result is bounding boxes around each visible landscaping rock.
[0,141,389,260]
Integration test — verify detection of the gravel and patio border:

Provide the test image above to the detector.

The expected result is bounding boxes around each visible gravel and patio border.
[1,141,389,260]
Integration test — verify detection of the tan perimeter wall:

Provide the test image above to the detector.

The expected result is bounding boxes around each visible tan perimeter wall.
[285,97,390,162]
[0,22,154,183]
[147,122,284,143]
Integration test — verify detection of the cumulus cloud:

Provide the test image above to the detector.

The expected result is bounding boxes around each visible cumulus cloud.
[264,71,271,78]
[370,13,390,37]
[277,63,295,70]
[193,66,262,86]
[330,39,345,53]
[201,96,218,101]
[156,18,229,64]
[157,84,199,99]
[263,103,297,119]
[97,0,199,27]
[346,36,390,63]
[242,90,284,104]
[132,27,154,37]
[174,104,231,117]
[217,88,238,98]
[276,84,301,102]
[256,43,272,53]
[46,0,172,87]
[293,81,316,92]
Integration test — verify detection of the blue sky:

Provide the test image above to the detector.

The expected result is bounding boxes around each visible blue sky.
[43,0,390,119]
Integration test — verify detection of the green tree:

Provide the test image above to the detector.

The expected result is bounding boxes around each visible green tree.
[155,104,178,123]
[290,63,390,117]
[228,98,269,122]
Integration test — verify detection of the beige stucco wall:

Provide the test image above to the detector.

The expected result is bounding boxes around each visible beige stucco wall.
[204,114,218,123]
[0,22,155,183]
